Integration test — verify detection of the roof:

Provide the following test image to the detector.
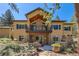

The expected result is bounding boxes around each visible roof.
[0,26,11,29]
[13,20,27,22]
[25,8,49,16]
[51,20,66,22]
[64,22,75,25]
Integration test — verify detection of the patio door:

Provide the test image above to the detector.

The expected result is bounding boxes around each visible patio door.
[19,35,24,41]
[36,35,42,44]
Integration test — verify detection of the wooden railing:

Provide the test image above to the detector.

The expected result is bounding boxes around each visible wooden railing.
[26,25,52,32]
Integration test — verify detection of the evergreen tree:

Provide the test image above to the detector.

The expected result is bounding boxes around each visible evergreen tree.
[0,3,19,26]
[71,15,78,33]
[8,3,19,13]
[0,9,14,26]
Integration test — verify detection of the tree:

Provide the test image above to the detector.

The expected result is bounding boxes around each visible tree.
[43,3,61,23]
[0,9,14,26]
[8,3,19,13]
[71,15,78,37]
[0,3,19,26]
[44,3,61,20]
[43,3,61,29]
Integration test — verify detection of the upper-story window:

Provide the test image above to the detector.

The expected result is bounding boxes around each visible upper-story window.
[64,26,71,31]
[52,25,61,30]
[16,24,27,29]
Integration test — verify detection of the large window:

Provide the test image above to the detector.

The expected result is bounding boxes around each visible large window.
[30,25,36,31]
[16,24,27,29]
[64,26,71,31]
[52,25,61,30]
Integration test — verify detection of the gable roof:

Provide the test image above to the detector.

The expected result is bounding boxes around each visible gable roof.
[25,7,49,17]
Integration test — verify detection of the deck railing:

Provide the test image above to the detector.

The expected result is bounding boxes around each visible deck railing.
[26,25,52,32]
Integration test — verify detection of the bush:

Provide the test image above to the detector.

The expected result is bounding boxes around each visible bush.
[65,48,73,53]
[0,43,37,56]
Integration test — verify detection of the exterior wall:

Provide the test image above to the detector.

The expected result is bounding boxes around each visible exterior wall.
[11,21,29,41]
[50,22,64,43]
[50,22,74,44]
[0,20,75,44]
[63,24,73,36]
[0,7,75,45]
[0,27,11,38]
[29,32,50,44]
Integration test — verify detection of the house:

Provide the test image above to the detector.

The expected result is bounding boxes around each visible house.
[0,8,76,45]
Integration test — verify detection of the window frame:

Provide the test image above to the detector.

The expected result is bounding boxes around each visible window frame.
[52,25,61,30]
[64,26,71,31]
[16,24,27,29]
[53,37,59,43]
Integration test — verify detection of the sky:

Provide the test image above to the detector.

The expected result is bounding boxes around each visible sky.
[0,3,75,22]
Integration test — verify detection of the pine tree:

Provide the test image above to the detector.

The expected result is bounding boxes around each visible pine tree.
[8,3,19,13]
[0,9,14,26]
[71,15,78,33]
[0,3,19,26]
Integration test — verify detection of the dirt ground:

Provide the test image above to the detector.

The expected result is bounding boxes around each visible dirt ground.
[39,51,79,56]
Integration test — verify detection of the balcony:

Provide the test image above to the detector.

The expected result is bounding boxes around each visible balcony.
[26,25,52,33]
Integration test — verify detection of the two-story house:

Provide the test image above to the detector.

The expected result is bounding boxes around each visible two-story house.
[0,8,75,45]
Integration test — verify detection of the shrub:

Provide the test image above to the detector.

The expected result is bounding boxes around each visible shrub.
[65,48,73,53]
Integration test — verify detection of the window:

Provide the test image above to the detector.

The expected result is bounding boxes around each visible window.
[53,37,59,43]
[64,26,71,31]
[53,37,58,41]
[30,25,36,31]
[19,35,24,41]
[59,25,61,29]
[25,24,27,29]
[16,24,27,29]
[52,25,61,30]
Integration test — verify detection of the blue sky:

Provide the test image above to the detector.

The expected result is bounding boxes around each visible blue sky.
[0,3,75,22]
